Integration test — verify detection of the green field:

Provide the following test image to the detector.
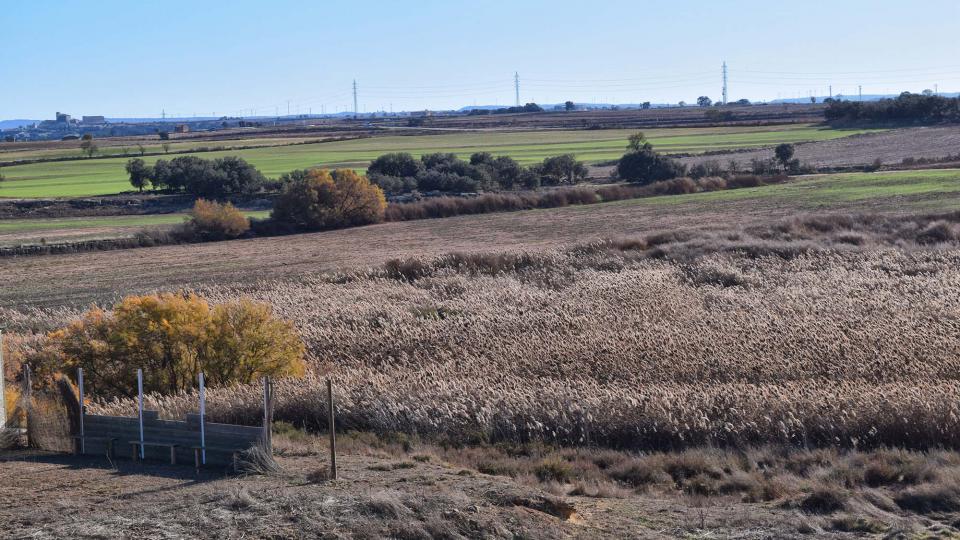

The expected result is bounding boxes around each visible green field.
[0,210,270,236]
[0,125,880,198]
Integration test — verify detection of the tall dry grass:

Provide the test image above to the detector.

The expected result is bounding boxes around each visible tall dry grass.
[76,235,960,451]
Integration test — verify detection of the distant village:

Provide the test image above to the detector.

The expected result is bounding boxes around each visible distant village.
[1,112,263,142]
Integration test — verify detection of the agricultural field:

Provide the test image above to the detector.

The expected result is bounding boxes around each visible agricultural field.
[0,136,322,163]
[4,164,960,537]
[0,124,879,198]
[0,168,955,249]
[0,210,270,247]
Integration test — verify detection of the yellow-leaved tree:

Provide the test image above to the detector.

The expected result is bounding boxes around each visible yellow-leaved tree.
[182,198,251,240]
[272,168,386,231]
[48,293,305,398]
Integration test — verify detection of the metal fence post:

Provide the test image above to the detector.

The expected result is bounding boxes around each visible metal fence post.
[137,369,144,460]
[0,328,5,430]
[198,372,206,465]
[78,368,85,454]
[327,378,337,480]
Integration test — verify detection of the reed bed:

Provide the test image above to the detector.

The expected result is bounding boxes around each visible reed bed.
[86,245,960,450]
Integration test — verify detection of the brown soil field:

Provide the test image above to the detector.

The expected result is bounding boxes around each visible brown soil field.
[680,125,960,169]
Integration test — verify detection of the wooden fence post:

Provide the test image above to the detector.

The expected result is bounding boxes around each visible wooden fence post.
[327,378,337,480]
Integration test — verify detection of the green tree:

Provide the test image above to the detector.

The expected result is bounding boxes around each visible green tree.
[697,96,712,107]
[774,143,795,168]
[616,149,684,184]
[125,158,151,192]
[564,101,575,111]
[367,152,423,178]
[538,154,588,185]
[627,132,653,152]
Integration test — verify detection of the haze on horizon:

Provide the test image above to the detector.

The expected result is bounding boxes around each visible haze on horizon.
[2,0,959,120]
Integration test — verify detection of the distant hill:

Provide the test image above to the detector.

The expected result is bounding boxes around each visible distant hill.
[772,92,960,104]
[0,119,40,129]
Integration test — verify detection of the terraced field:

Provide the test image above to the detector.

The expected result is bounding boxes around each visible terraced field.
[0,124,879,198]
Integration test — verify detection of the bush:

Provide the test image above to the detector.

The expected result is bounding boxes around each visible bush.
[616,149,685,185]
[47,293,306,398]
[181,199,250,241]
[272,169,386,231]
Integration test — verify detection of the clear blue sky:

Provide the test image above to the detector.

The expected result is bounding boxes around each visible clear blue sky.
[2,0,959,119]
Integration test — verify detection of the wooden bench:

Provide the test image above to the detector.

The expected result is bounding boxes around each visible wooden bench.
[72,435,117,459]
[192,446,242,473]
[129,441,180,465]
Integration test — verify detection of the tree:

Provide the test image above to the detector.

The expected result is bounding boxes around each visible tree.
[162,142,171,153]
[922,89,934,96]
[137,144,147,156]
[182,199,250,240]
[641,102,651,110]
[564,101,575,111]
[367,152,423,178]
[810,96,817,104]
[80,138,98,158]
[0,168,5,182]
[538,154,588,185]
[697,96,712,107]
[48,293,305,398]
[616,148,684,184]
[627,132,653,152]
[125,158,151,192]
[678,101,687,107]
[774,143,795,168]
[158,131,170,140]
[272,169,386,231]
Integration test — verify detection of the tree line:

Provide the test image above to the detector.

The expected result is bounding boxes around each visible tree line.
[366,151,587,194]
[825,92,960,124]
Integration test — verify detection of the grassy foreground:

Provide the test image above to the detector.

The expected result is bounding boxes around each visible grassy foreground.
[0,124,879,198]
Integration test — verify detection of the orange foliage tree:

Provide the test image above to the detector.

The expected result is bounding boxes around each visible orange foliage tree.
[48,293,305,398]
[184,198,251,240]
[272,168,386,231]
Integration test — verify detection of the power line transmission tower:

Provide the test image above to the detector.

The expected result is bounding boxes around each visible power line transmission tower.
[514,72,520,107]
[858,85,862,102]
[353,80,359,119]
[721,61,728,105]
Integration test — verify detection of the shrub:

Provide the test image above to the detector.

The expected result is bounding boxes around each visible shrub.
[272,169,386,231]
[616,148,685,185]
[47,293,306,398]
[181,199,250,241]
[800,487,848,514]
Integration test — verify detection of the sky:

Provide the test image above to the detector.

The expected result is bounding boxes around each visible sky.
[2,0,959,119]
